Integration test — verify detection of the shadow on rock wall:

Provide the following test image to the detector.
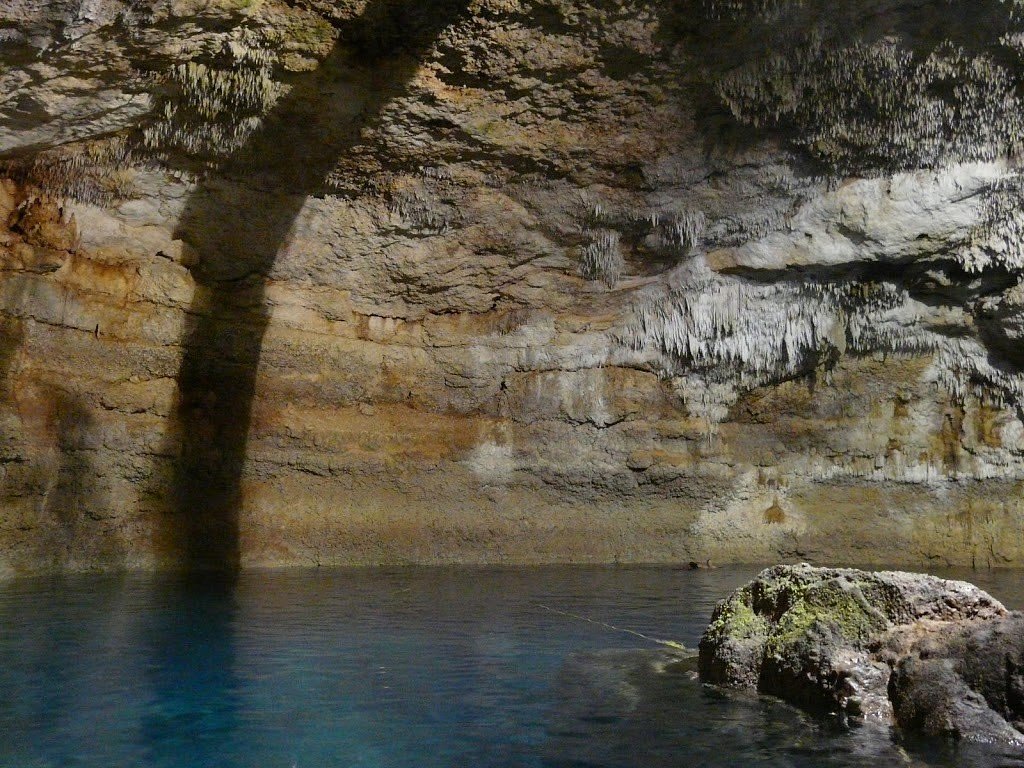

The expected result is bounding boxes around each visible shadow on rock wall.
[154,0,470,573]
[41,387,124,569]
[0,194,126,569]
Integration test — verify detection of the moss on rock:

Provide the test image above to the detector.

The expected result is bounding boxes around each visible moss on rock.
[699,564,1005,724]
[767,581,887,655]
[709,594,769,641]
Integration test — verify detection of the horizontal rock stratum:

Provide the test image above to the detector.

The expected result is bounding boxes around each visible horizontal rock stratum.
[4,1,1024,572]
[699,564,1024,745]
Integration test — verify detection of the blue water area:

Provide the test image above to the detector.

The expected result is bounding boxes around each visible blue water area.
[2,565,1024,768]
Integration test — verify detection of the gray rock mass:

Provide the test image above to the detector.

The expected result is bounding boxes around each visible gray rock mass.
[699,563,1024,746]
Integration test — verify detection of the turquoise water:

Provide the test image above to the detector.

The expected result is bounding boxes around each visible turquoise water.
[2,565,1023,768]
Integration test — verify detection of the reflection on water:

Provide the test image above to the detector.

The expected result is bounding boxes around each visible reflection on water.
[139,578,241,768]
[0,565,1023,768]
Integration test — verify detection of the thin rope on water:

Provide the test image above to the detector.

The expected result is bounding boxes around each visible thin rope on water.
[535,603,691,652]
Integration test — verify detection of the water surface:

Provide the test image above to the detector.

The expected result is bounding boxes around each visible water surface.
[2,565,1023,768]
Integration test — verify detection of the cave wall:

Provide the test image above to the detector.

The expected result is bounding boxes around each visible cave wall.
[2,0,1024,573]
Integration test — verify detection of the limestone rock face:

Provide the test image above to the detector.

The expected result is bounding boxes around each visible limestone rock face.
[4,1,1024,572]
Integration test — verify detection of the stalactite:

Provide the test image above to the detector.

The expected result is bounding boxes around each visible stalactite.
[621,262,1024,421]
[387,181,454,233]
[960,174,1024,272]
[621,267,865,389]
[0,136,137,206]
[574,199,708,287]
[702,0,806,20]
[717,34,1024,176]
[579,229,624,288]
[141,46,282,160]
[657,211,706,254]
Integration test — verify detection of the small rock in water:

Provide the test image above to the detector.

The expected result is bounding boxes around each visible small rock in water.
[687,559,716,570]
[698,563,1024,747]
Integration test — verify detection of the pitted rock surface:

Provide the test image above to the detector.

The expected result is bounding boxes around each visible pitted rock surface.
[700,564,1024,745]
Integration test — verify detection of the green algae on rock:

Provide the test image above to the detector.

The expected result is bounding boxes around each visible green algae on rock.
[698,564,1005,724]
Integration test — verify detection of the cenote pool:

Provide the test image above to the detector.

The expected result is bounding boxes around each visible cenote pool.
[3,565,1024,768]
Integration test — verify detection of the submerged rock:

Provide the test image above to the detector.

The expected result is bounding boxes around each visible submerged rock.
[698,564,1024,745]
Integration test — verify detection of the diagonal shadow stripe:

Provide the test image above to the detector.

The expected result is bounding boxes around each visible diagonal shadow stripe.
[159,0,469,573]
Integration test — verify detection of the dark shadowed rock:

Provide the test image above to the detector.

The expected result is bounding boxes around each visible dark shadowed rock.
[888,655,1023,743]
[887,614,1024,744]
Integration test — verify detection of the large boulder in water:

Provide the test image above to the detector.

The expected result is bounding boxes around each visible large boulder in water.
[698,563,1022,743]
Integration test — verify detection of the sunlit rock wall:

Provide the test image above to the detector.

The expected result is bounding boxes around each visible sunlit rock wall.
[3,0,1024,573]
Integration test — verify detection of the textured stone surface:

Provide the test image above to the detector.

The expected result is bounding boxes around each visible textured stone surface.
[698,564,1007,726]
[4,1,1024,572]
[887,613,1024,743]
[699,564,1024,747]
